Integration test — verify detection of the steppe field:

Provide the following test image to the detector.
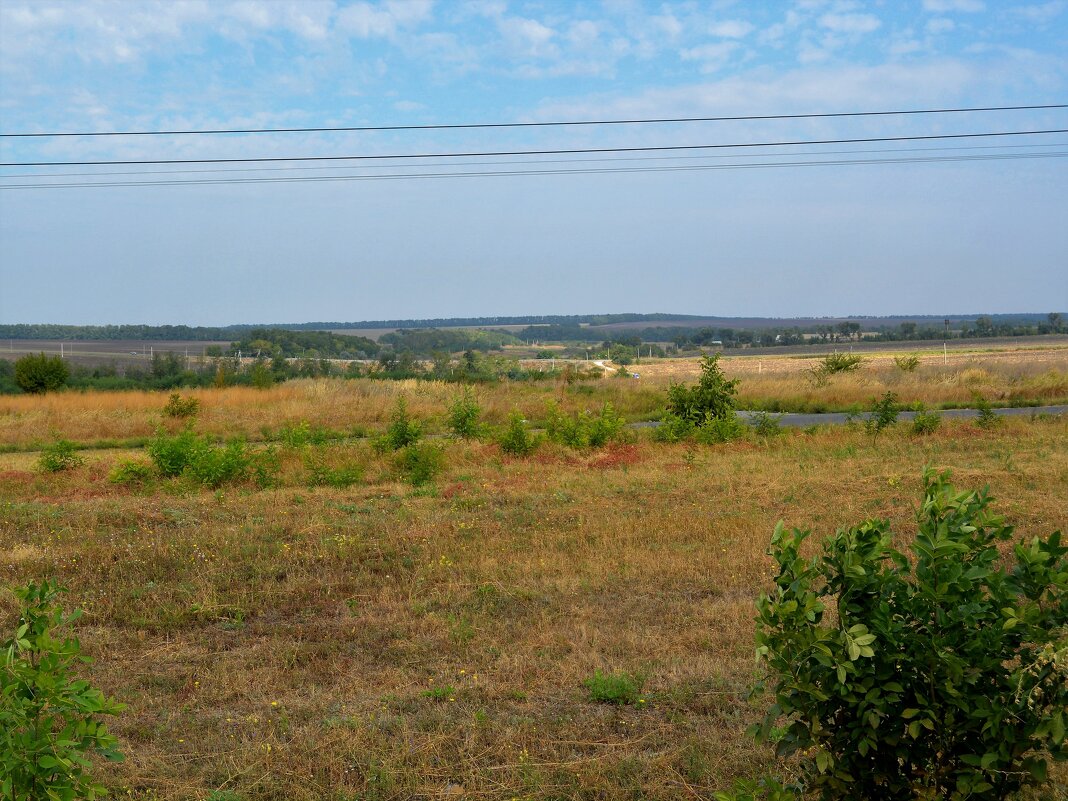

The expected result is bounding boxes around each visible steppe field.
[1,347,1066,800]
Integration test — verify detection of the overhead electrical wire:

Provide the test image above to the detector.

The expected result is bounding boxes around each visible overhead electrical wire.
[3,150,1065,190]
[2,128,1066,168]
[1,103,1064,138]
[4,141,1064,180]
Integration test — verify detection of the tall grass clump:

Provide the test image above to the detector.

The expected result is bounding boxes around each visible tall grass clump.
[162,392,200,419]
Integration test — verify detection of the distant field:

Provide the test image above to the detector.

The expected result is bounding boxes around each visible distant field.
[0,338,229,368]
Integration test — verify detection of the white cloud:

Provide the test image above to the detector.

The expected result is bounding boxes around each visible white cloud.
[922,0,984,12]
[926,18,956,34]
[497,16,557,58]
[819,13,881,34]
[1013,2,1066,23]
[336,1,432,39]
[679,42,739,73]
[708,20,754,39]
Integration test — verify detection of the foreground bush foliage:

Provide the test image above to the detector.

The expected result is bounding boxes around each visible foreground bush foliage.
[750,468,1068,800]
[37,438,84,473]
[1,581,125,799]
[544,400,626,448]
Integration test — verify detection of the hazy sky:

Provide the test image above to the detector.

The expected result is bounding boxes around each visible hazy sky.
[1,0,1066,325]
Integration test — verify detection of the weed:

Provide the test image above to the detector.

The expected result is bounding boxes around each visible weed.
[975,394,1001,429]
[37,438,83,472]
[545,401,626,448]
[750,411,784,440]
[376,398,422,452]
[693,412,746,444]
[396,442,446,486]
[421,685,457,702]
[447,389,483,439]
[911,407,942,435]
[864,391,899,444]
[162,392,200,419]
[108,458,155,486]
[305,448,363,489]
[894,354,920,373]
[497,410,537,457]
[583,669,645,705]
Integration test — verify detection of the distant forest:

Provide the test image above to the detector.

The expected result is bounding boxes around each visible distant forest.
[1,313,1062,354]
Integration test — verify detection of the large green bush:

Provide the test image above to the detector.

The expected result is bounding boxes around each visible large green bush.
[1,581,125,799]
[14,353,69,394]
[750,469,1068,800]
[665,354,738,424]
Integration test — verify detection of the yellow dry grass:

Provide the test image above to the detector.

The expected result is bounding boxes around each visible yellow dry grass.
[1,404,1066,799]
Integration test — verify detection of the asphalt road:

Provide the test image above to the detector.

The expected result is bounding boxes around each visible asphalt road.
[632,405,1068,429]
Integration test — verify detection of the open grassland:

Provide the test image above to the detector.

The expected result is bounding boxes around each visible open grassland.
[1,346,1066,451]
[1,375,1066,799]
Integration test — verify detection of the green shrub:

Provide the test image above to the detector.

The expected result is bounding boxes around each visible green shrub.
[447,389,483,439]
[545,401,626,449]
[750,411,784,440]
[1,580,126,799]
[893,354,920,373]
[147,426,201,477]
[974,394,1001,429]
[108,458,155,486]
[37,438,83,473]
[820,352,864,374]
[14,352,69,394]
[583,670,645,705]
[147,427,252,487]
[693,411,746,444]
[911,407,942,435]
[162,392,200,418]
[752,469,1068,801]
[396,442,446,486]
[273,420,337,448]
[376,398,421,452]
[653,412,695,444]
[863,391,899,444]
[184,439,251,488]
[666,354,738,424]
[497,411,537,457]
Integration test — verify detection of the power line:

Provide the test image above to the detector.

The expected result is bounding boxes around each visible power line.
[3,128,1065,168]
[3,150,1064,190]
[4,141,1065,180]
[2,103,1064,138]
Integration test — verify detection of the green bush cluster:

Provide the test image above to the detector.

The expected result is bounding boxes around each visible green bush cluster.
[864,391,899,444]
[447,389,484,439]
[37,438,84,473]
[497,410,538,456]
[544,401,626,448]
[748,469,1068,800]
[911,406,942,435]
[893,354,920,373]
[146,427,261,487]
[376,398,422,452]
[162,392,200,419]
[1,581,125,799]
[395,442,446,486]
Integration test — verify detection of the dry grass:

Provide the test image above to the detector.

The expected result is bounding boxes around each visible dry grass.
[1,401,1066,799]
[2,346,1066,450]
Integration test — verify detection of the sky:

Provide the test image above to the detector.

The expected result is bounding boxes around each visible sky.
[1,0,1066,326]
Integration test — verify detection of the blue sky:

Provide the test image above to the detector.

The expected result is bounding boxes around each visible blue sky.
[1,0,1066,325]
